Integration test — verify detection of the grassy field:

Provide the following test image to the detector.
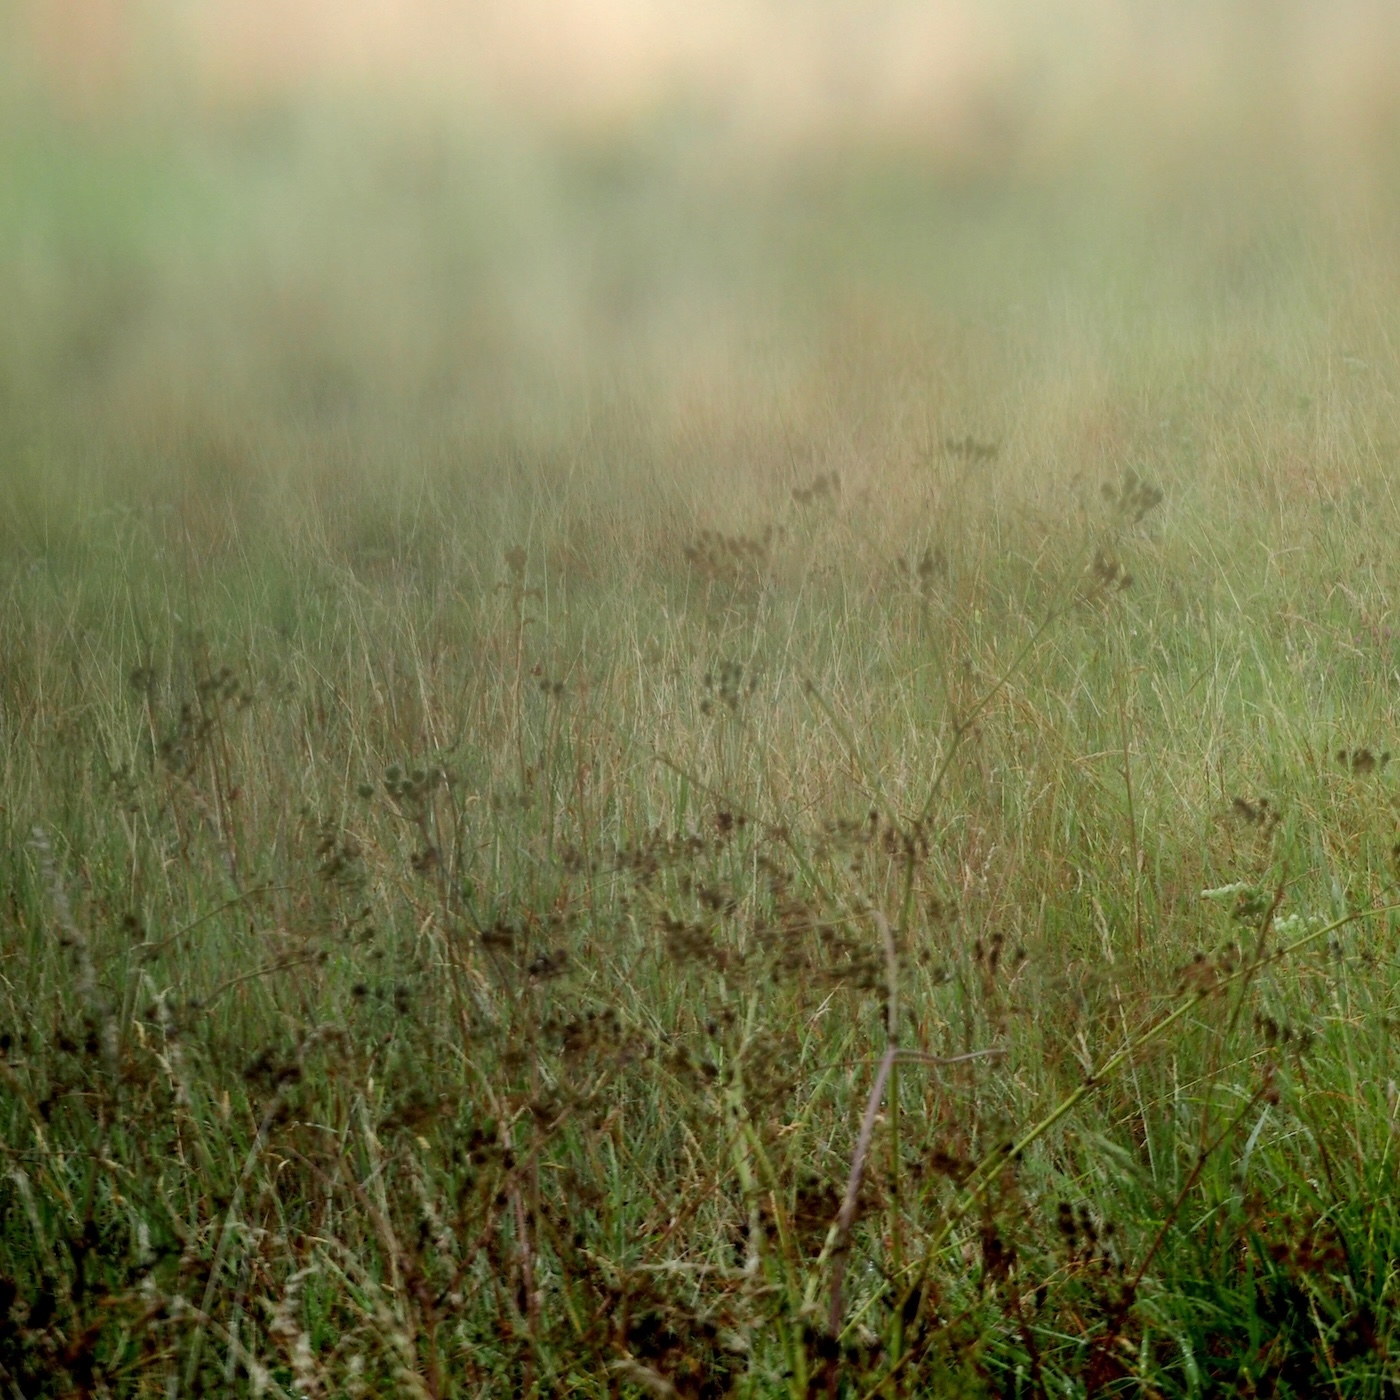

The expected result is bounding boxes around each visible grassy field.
[9,70,1400,1397]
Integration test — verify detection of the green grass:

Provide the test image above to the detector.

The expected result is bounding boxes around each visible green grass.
[7,83,1400,1397]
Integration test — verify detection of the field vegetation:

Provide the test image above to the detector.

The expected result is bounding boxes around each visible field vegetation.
[8,39,1400,1396]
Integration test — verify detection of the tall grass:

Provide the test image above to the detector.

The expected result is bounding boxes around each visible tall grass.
[6,87,1400,1396]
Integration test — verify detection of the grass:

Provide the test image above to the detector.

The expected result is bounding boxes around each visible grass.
[8,76,1400,1397]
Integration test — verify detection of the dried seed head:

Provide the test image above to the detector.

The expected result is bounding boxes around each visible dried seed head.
[1103,468,1164,522]
[1337,747,1390,774]
[943,435,999,463]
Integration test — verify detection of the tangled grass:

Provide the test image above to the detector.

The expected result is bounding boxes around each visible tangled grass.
[7,85,1400,1398]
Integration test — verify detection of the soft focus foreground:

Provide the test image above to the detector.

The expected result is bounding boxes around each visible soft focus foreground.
[8,9,1400,1397]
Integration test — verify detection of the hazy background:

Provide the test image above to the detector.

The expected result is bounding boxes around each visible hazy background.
[5,0,1400,527]
[18,0,1400,153]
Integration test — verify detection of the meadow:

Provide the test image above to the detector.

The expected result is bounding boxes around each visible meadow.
[8,73,1400,1397]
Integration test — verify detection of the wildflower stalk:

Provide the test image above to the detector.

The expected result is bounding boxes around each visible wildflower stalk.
[867,898,1400,1396]
[879,913,905,1393]
[721,991,808,1396]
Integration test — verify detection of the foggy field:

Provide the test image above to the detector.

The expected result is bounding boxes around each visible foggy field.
[10,14,1400,1396]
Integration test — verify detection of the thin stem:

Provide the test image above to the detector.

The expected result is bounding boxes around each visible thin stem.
[879,913,904,1393]
[1117,665,1143,955]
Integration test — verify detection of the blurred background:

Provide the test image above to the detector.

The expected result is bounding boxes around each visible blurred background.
[17,0,1400,154]
[4,0,1400,521]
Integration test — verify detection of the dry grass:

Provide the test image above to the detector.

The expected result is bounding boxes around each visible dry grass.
[6,80,1400,1397]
